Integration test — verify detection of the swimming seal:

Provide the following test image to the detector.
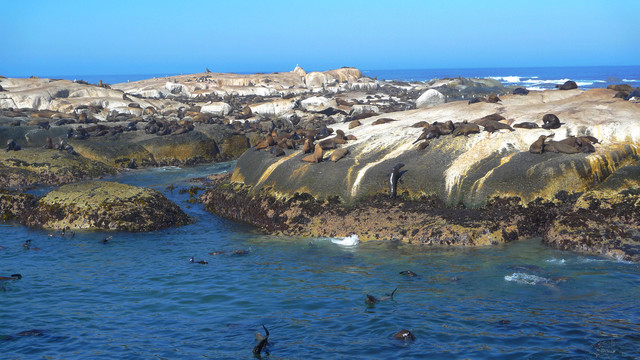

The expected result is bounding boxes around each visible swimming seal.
[189,257,208,265]
[389,163,405,198]
[0,274,22,281]
[253,324,270,356]
[399,270,418,277]
[393,329,415,341]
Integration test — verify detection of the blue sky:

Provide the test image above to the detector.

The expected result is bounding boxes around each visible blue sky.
[2,0,639,76]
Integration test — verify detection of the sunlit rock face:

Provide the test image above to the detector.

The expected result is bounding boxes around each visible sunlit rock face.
[230,88,640,207]
[23,181,191,231]
[0,78,184,119]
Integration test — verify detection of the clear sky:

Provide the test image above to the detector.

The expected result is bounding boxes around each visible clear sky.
[2,0,639,76]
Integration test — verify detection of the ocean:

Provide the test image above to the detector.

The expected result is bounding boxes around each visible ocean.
[2,163,640,359]
[38,65,640,90]
[2,66,640,359]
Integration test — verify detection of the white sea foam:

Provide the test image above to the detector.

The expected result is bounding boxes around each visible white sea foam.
[545,258,566,265]
[489,76,521,83]
[504,272,550,285]
[622,79,640,82]
[157,166,182,171]
[331,234,360,247]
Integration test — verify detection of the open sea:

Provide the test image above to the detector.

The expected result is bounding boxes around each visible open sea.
[37,65,640,91]
[2,66,640,359]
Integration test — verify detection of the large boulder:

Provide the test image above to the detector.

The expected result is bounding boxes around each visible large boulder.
[416,89,445,108]
[249,98,298,116]
[201,102,232,116]
[23,181,191,231]
[0,148,117,187]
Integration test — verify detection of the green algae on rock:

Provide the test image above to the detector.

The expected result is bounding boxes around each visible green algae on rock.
[543,165,640,262]
[0,148,117,187]
[0,189,37,221]
[24,181,191,231]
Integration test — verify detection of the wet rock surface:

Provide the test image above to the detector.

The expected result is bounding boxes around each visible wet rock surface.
[23,181,191,231]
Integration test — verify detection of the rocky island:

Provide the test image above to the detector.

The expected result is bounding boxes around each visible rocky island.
[1,67,639,261]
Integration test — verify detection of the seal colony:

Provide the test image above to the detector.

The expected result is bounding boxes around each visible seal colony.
[1,67,640,261]
[201,83,640,262]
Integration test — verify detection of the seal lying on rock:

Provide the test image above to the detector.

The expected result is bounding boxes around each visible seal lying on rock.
[541,114,561,129]
[513,122,539,129]
[529,135,550,154]
[330,148,348,162]
[452,122,480,137]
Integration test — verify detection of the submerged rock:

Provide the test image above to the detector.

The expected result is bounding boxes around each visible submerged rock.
[24,181,191,231]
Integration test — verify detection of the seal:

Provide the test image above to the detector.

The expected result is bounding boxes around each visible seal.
[481,120,513,132]
[416,140,430,151]
[529,134,550,154]
[452,123,480,137]
[544,139,580,154]
[0,274,22,281]
[302,143,323,163]
[486,94,501,103]
[475,113,505,125]
[399,270,418,277]
[270,147,285,157]
[253,324,270,356]
[393,329,415,341]
[330,148,348,162]
[513,122,539,129]
[348,120,362,129]
[541,114,561,129]
[301,138,313,153]
[372,118,396,125]
[410,121,428,128]
[389,163,405,198]
[189,257,208,265]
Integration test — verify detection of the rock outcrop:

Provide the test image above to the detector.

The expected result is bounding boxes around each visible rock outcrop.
[416,89,445,108]
[23,181,191,231]
[203,87,640,261]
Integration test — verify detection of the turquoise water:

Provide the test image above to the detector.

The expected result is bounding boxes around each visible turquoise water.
[1,163,640,359]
